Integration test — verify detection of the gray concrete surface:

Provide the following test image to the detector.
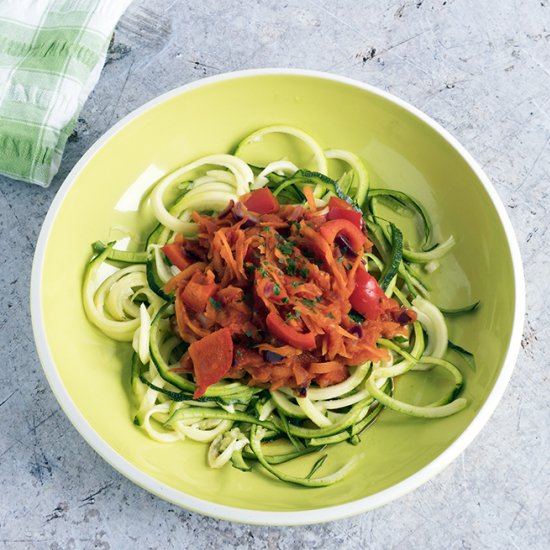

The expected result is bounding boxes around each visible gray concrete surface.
[1,0,549,548]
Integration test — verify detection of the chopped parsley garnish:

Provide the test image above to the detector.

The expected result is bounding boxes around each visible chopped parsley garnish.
[273,284,281,296]
[259,267,269,277]
[301,299,316,308]
[285,258,297,276]
[286,310,301,320]
[277,241,294,255]
[209,298,222,311]
[291,281,305,288]
[349,310,364,323]
[299,267,310,278]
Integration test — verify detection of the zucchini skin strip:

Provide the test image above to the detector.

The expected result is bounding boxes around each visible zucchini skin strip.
[440,301,480,316]
[165,408,278,432]
[378,223,403,291]
[92,241,148,263]
[242,445,323,465]
[270,398,375,439]
[368,188,432,248]
[365,374,467,418]
[249,426,358,487]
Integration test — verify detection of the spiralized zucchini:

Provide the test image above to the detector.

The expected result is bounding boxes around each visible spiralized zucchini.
[82,126,477,487]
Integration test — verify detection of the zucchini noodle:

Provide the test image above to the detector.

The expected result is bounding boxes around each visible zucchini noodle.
[82,126,477,487]
[252,160,299,189]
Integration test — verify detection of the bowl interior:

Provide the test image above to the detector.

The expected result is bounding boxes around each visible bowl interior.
[37,73,517,515]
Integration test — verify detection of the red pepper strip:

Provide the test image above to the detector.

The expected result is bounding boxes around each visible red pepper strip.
[188,327,234,398]
[162,242,191,271]
[327,206,364,230]
[244,188,279,214]
[349,268,385,320]
[266,312,316,350]
[180,280,218,312]
[319,219,365,252]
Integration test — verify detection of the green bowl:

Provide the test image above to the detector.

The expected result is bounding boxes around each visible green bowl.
[31,70,524,525]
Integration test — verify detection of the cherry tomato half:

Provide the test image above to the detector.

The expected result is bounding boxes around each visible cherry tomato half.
[349,269,385,320]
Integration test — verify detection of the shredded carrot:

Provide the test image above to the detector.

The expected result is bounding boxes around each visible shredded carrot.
[162,195,415,394]
[256,344,302,357]
[175,291,209,340]
[303,185,317,212]
[309,361,342,374]
[316,366,348,387]
[162,261,207,294]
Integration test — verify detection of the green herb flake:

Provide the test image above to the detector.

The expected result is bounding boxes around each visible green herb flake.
[301,299,316,308]
[349,310,364,324]
[286,310,301,321]
[273,284,281,296]
[286,258,297,276]
[277,241,294,255]
[299,267,310,278]
[291,281,305,288]
[209,298,222,311]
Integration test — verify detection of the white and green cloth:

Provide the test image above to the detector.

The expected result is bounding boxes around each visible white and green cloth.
[0,0,132,186]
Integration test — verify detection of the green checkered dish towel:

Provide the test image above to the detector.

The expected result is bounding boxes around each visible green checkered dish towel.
[0,0,132,186]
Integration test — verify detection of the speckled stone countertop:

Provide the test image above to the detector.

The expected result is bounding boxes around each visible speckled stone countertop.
[1,1,548,548]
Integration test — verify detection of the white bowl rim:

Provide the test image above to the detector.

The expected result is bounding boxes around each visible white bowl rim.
[30,68,525,526]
